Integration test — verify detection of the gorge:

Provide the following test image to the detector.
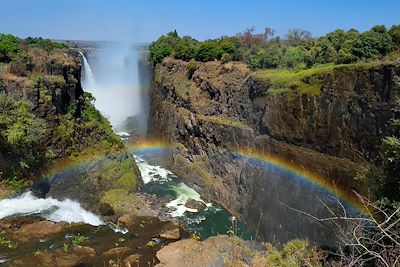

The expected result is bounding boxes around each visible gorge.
[0,23,399,266]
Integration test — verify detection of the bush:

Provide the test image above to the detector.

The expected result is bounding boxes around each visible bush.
[187,60,197,79]
[9,54,34,76]
[0,93,47,180]
[262,239,323,267]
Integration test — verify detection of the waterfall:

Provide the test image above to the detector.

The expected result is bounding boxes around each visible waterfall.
[80,51,96,93]
[78,44,151,133]
[0,191,103,226]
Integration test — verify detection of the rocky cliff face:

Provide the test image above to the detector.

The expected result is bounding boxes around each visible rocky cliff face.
[147,58,400,246]
[0,50,134,200]
[0,51,85,181]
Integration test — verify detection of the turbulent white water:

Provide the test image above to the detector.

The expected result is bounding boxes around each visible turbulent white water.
[0,192,103,226]
[134,155,173,184]
[133,154,208,217]
[165,182,204,217]
[80,52,96,92]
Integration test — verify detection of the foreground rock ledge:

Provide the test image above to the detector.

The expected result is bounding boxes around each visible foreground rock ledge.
[156,236,242,267]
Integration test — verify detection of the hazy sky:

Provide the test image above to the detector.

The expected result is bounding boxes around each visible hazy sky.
[1,0,400,42]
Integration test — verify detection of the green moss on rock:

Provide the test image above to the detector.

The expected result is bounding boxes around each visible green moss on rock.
[100,189,135,214]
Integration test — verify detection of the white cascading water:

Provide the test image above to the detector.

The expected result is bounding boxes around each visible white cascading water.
[79,44,148,131]
[0,191,103,226]
[79,52,96,93]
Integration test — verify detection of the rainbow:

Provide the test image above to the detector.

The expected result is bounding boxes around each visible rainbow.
[42,137,367,214]
[42,138,171,178]
[233,147,367,214]
[127,139,367,214]
[126,138,170,154]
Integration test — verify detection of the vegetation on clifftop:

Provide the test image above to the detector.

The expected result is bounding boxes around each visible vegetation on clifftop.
[255,61,380,96]
[149,25,400,70]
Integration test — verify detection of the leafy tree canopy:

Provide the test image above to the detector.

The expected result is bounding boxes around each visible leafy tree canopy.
[149,24,400,70]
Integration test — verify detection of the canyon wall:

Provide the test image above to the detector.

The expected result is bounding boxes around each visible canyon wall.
[147,58,400,246]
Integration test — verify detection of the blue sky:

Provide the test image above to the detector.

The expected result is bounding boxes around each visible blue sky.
[1,0,399,42]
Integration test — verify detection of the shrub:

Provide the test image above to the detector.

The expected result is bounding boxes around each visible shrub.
[264,239,324,267]
[9,54,34,76]
[221,53,233,63]
[187,60,197,79]
[0,93,47,180]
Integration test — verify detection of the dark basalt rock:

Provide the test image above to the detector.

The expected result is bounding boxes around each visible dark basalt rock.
[30,180,51,199]
[185,198,206,211]
[99,202,115,216]
[147,58,400,247]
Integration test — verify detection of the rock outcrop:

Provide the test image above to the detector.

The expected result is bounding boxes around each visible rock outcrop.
[147,58,400,246]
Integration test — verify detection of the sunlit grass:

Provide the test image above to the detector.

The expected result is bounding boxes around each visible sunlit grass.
[255,61,381,97]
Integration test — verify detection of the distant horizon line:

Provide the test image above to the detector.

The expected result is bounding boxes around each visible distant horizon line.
[2,22,398,44]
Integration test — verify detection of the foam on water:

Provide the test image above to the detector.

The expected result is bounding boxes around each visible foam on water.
[134,155,172,184]
[134,154,208,217]
[166,182,205,217]
[0,192,103,226]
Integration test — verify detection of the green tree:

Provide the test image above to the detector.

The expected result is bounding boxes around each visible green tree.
[218,36,243,61]
[195,40,223,61]
[284,46,306,69]
[249,43,283,70]
[307,38,337,66]
[0,33,19,62]
[173,36,198,61]
[352,26,393,60]
[326,29,348,51]
[389,25,400,47]
[286,28,312,46]
[148,31,180,66]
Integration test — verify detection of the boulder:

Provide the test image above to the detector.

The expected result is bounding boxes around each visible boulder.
[118,213,136,229]
[30,181,51,198]
[13,221,67,242]
[185,198,206,210]
[156,236,232,267]
[160,223,180,240]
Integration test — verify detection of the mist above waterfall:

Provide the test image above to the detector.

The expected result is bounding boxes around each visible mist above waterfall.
[80,43,151,135]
